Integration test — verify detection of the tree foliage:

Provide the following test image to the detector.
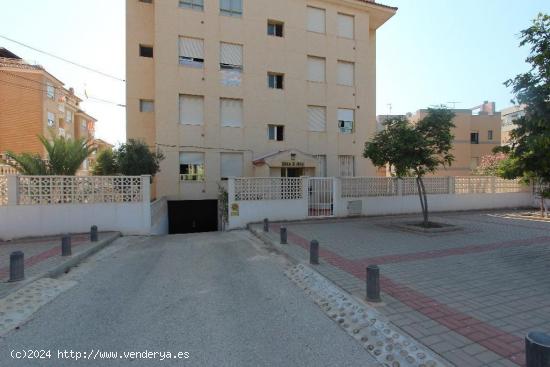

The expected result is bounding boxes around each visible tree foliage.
[91,148,118,176]
[364,108,455,225]
[115,139,164,177]
[500,13,550,215]
[473,153,508,176]
[6,135,95,175]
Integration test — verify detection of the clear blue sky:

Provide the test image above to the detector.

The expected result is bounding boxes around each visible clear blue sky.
[1,0,549,144]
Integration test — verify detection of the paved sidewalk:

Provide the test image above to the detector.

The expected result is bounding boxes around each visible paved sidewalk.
[0,232,118,297]
[251,210,550,367]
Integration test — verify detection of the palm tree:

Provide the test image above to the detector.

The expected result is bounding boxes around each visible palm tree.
[5,135,95,175]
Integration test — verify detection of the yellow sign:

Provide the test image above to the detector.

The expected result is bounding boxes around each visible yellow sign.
[230,203,240,216]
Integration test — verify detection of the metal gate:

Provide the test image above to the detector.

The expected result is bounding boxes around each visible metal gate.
[308,178,334,217]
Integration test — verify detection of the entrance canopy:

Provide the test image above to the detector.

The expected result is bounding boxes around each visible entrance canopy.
[252,149,319,169]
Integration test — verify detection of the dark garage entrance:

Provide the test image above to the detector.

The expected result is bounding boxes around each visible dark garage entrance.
[168,200,218,234]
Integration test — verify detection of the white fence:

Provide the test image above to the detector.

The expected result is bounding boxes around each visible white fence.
[0,175,153,240]
[227,176,533,229]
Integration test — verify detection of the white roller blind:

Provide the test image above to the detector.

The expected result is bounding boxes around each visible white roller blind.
[308,56,325,82]
[220,43,243,66]
[179,37,204,58]
[220,153,243,178]
[308,106,326,132]
[179,95,204,125]
[180,152,204,165]
[338,13,354,39]
[337,61,354,86]
[338,108,354,122]
[220,98,243,127]
[307,6,325,33]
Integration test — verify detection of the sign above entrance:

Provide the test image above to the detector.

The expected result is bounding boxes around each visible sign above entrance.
[282,161,305,167]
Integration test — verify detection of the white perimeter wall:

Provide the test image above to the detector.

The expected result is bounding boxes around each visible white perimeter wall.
[228,199,308,229]
[0,202,152,241]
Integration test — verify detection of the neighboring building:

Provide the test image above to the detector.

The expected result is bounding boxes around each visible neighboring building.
[126,0,397,203]
[0,48,98,173]
[500,105,526,145]
[88,138,115,171]
[409,101,501,176]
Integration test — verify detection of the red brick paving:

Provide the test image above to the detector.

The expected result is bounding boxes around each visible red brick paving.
[271,223,529,366]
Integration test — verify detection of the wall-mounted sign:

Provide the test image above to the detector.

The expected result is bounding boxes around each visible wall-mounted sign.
[230,203,240,216]
[281,161,305,167]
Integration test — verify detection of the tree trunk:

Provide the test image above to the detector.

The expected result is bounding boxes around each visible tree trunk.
[416,177,429,226]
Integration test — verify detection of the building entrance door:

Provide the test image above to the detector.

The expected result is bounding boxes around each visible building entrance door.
[281,168,303,177]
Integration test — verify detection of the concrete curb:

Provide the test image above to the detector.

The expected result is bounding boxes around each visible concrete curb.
[0,233,121,299]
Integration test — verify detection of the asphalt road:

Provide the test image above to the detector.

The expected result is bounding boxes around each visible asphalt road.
[0,231,377,367]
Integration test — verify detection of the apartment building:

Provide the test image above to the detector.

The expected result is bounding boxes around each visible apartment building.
[500,104,526,146]
[409,101,501,176]
[127,0,397,207]
[0,48,98,173]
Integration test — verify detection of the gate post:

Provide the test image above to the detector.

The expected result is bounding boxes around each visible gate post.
[302,176,310,219]
[332,177,341,217]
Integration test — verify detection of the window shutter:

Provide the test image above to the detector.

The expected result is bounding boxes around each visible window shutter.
[220,153,243,178]
[179,95,204,125]
[220,99,243,127]
[338,109,354,122]
[307,6,325,33]
[180,152,204,165]
[339,156,355,177]
[220,43,243,66]
[337,61,354,86]
[308,106,326,132]
[338,14,354,39]
[179,37,204,59]
[315,155,327,177]
[308,56,325,82]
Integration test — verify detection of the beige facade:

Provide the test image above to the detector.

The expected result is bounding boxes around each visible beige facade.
[126,0,396,200]
[409,102,502,176]
[500,105,525,146]
[0,48,98,174]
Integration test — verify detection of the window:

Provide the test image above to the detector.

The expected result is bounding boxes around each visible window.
[220,153,243,178]
[267,20,284,37]
[220,0,242,17]
[140,99,154,112]
[268,73,284,89]
[180,152,205,181]
[339,155,355,177]
[220,42,243,70]
[307,6,325,33]
[337,61,354,86]
[139,45,154,58]
[338,109,354,134]
[307,56,325,82]
[488,130,493,140]
[338,13,354,39]
[315,155,327,177]
[308,106,326,132]
[47,112,55,127]
[179,0,203,10]
[46,83,55,99]
[66,110,73,124]
[470,132,479,144]
[179,95,204,125]
[268,125,284,141]
[139,0,153,3]
[220,98,243,127]
[179,37,204,67]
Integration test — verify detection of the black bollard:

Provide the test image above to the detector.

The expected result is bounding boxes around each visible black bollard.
[9,251,24,282]
[366,265,381,302]
[90,225,98,242]
[310,240,319,265]
[263,218,269,232]
[526,331,550,367]
[61,235,72,256]
[280,226,287,244]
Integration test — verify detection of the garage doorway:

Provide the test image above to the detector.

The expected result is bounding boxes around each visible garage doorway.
[168,200,218,234]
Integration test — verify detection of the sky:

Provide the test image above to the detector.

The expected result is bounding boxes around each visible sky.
[1,0,549,145]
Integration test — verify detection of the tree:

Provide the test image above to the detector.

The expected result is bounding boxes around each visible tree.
[92,148,118,176]
[6,135,95,175]
[364,108,455,226]
[115,139,164,177]
[500,13,550,216]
